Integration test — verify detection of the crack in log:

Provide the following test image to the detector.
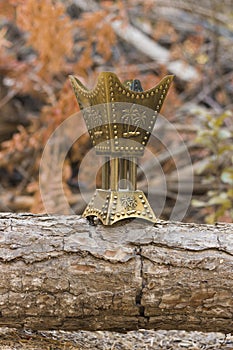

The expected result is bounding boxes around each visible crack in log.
[0,250,75,264]
[146,241,233,259]
[135,247,145,318]
[139,246,233,272]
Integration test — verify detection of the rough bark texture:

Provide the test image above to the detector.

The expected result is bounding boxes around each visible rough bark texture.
[0,213,233,333]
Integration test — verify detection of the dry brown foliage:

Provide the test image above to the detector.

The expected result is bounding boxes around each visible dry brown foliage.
[0,0,232,222]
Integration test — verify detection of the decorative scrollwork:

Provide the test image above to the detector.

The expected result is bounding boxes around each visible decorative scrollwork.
[84,108,104,138]
[121,195,137,210]
[85,108,103,128]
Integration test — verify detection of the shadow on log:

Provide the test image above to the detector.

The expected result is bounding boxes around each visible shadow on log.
[0,213,232,333]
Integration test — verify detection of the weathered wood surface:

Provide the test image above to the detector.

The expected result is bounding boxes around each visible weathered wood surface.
[0,213,233,333]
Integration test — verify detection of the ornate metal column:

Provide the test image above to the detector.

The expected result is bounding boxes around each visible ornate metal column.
[70,72,173,225]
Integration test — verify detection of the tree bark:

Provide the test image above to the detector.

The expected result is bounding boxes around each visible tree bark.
[0,213,233,333]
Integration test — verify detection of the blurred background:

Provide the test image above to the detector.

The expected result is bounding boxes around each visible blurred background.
[0,0,232,223]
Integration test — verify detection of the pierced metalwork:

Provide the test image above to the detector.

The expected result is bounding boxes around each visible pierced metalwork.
[69,72,173,225]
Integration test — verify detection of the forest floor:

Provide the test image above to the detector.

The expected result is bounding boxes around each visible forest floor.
[1,328,233,350]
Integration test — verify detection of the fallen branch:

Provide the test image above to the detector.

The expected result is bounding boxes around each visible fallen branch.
[0,213,233,333]
[75,0,199,81]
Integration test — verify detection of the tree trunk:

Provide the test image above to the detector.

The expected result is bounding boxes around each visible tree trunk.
[0,213,232,333]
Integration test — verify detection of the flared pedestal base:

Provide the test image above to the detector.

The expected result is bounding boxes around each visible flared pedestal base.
[83,189,156,225]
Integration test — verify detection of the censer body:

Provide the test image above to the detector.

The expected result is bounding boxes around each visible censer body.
[70,72,173,225]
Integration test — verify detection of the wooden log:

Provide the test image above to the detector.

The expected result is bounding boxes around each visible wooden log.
[0,213,233,333]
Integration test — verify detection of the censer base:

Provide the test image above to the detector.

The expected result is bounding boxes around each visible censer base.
[83,189,156,225]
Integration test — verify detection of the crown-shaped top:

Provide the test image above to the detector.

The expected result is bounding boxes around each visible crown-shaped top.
[69,72,173,156]
[69,72,173,110]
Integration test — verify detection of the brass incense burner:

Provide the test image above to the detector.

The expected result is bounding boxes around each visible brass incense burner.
[70,72,173,225]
